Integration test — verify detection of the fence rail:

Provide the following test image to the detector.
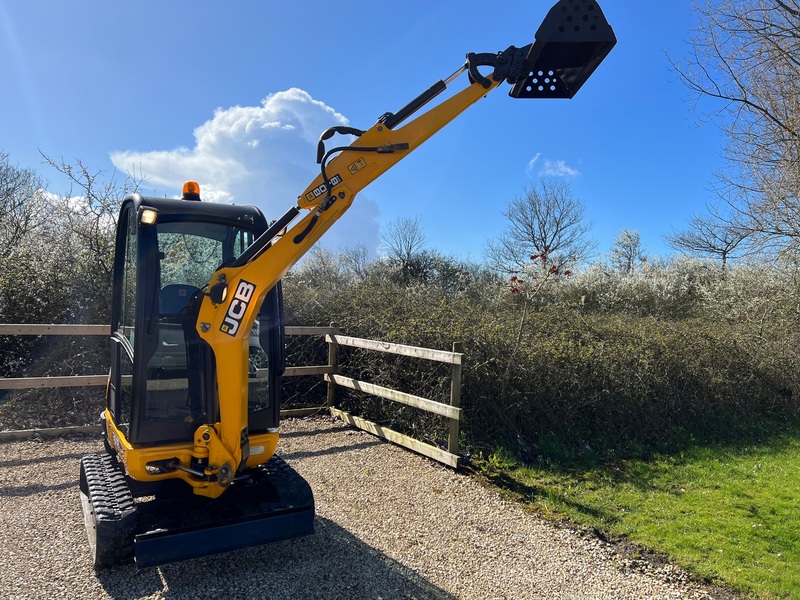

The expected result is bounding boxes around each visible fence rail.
[324,334,463,467]
[0,324,464,467]
[0,323,333,339]
[0,324,331,391]
[0,324,110,336]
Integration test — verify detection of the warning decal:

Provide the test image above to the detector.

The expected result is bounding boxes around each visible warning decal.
[348,158,367,175]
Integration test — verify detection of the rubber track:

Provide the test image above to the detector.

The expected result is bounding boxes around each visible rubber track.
[80,453,138,567]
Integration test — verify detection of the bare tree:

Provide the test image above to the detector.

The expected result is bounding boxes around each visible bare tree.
[665,202,750,268]
[40,155,145,322]
[42,155,144,298]
[609,228,647,274]
[380,216,437,283]
[0,152,49,254]
[486,178,594,275]
[674,0,800,250]
[381,216,426,262]
[293,246,351,290]
[339,242,371,281]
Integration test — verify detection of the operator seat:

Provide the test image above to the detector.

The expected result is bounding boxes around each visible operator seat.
[159,284,200,318]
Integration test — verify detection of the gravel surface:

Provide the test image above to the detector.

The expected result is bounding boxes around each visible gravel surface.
[0,416,737,599]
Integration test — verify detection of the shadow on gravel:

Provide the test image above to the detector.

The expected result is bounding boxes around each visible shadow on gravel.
[95,516,455,600]
[0,451,87,468]
[278,423,352,439]
[0,479,77,497]
[280,438,383,461]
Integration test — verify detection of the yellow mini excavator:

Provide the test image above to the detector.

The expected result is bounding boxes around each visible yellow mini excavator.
[79,0,616,568]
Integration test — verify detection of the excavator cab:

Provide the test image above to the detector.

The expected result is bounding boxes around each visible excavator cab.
[107,194,283,447]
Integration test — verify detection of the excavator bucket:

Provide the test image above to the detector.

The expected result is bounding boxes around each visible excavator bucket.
[510,0,616,99]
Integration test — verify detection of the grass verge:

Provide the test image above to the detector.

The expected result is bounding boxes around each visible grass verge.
[475,433,800,599]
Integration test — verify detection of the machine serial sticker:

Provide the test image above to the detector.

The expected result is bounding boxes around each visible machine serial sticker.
[304,173,343,203]
[348,157,367,175]
[220,280,257,336]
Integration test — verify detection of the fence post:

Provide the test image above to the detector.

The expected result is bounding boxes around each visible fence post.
[326,322,339,408]
[448,342,463,456]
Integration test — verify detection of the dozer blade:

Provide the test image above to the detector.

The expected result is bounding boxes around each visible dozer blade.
[80,452,314,569]
[509,0,616,99]
[134,455,314,569]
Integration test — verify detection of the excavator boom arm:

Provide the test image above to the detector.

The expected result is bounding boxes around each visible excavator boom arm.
[191,0,616,496]
[194,64,505,479]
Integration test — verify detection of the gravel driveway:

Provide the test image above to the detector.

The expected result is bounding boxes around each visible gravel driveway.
[0,416,735,599]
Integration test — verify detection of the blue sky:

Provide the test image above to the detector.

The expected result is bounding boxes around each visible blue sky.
[1,0,726,262]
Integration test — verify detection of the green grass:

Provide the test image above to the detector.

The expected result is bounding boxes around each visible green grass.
[477,434,800,598]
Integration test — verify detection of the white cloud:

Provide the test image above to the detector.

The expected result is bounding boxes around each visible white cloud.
[110,88,380,253]
[525,153,580,178]
[540,159,580,177]
[525,152,541,174]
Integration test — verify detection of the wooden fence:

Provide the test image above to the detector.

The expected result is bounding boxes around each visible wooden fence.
[325,335,463,468]
[0,324,463,467]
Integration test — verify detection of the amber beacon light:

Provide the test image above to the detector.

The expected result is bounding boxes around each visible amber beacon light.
[182,181,201,201]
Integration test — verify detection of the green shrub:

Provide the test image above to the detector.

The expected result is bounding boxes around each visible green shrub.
[283,258,800,462]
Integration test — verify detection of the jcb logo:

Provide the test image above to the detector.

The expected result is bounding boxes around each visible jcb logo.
[220,280,256,336]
